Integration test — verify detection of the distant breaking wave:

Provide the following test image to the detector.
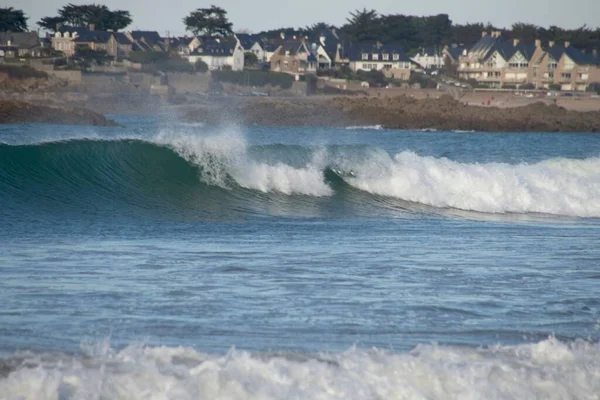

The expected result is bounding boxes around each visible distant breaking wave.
[0,338,599,399]
[1,132,599,218]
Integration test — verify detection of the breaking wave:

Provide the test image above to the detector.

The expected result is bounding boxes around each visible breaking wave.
[1,338,599,399]
[0,132,598,218]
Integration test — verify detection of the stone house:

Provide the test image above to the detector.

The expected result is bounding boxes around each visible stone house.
[73,30,118,57]
[0,32,42,57]
[270,41,316,74]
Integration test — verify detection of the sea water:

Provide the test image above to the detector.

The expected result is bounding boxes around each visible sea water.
[1,116,599,399]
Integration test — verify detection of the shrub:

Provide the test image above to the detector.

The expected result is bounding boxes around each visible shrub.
[195,60,208,73]
[548,83,562,91]
[356,69,387,87]
[127,51,169,64]
[586,82,600,93]
[519,83,535,90]
[244,52,258,67]
[0,64,48,79]
[212,70,294,89]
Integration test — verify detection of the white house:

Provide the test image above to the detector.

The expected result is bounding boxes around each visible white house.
[189,38,244,71]
[411,46,444,70]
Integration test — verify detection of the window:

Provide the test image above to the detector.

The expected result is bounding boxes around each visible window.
[361,53,368,60]
[393,54,399,61]
[382,53,389,61]
[548,61,558,70]
[561,73,571,79]
[372,53,379,60]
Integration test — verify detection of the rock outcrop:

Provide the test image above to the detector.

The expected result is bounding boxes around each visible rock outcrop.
[0,100,118,126]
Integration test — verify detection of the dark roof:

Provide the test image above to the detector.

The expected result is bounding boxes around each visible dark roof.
[545,44,591,65]
[0,32,40,48]
[308,31,340,60]
[469,34,504,59]
[129,31,163,45]
[191,39,237,56]
[74,31,113,44]
[446,45,466,60]
[114,32,132,45]
[132,41,153,52]
[488,42,537,62]
[416,46,442,56]
[348,43,411,62]
[275,41,308,56]
[57,26,89,36]
[235,33,261,50]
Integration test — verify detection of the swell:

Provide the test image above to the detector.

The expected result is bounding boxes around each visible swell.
[0,137,599,218]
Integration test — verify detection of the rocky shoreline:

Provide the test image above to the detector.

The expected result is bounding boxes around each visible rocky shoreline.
[0,100,118,126]
[184,95,600,133]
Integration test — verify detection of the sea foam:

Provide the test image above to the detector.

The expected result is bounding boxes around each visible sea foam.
[346,151,600,217]
[1,338,598,399]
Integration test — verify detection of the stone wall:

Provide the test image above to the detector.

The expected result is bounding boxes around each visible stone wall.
[166,72,211,95]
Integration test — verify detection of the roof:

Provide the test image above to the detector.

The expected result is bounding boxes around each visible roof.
[0,32,41,49]
[114,32,132,45]
[57,26,89,36]
[274,41,308,56]
[446,45,466,60]
[416,46,442,56]
[129,31,163,45]
[235,33,261,50]
[347,43,411,62]
[191,39,237,56]
[74,31,113,44]
[308,31,340,60]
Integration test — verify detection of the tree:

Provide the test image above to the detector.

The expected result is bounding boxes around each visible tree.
[305,22,335,37]
[0,7,28,32]
[244,51,258,67]
[342,9,380,42]
[183,6,233,37]
[38,4,132,32]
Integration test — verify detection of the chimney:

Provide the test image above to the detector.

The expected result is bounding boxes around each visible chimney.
[89,24,95,31]
[535,39,541,47]
[513,39,520,46]
[549,41,555,48]
[7,40,11,47]
[280,32,285,40]
[56,22,63,31]
[565,41,570,48]
[482,31,488,38]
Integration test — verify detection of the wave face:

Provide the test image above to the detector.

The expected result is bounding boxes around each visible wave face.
[1,338,599,399]
[1,132,599,218]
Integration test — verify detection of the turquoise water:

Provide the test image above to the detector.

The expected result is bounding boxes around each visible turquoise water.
[1,117,600,398]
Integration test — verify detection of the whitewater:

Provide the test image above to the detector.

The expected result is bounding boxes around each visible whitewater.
[1,118,599,399]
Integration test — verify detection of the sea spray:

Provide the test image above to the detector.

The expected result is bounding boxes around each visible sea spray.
[1,338,599,399]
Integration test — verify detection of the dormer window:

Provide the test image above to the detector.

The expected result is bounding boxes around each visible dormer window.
[361,52,368,60]
[382,53,389,61]
[393,54,399,61]
[372,53,379,61]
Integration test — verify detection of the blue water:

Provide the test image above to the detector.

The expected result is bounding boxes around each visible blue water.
[1,116,599,398]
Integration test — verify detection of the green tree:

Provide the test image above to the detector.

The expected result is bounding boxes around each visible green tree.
[305,22,335,37]
[183,6,233,37]
[38,4,132,31]
[342,9,380,42]
[0,7,28,32]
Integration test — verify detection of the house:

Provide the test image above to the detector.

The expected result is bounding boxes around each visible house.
[348,43,412,80]
[74,30,118,57]
[171,36,201,59]
[188,37,244,71]
[126,31,167,52]
[442,44,467,65]
[457,31,600,90]
[308,29,347,68]
[535,42,600,91]
[411,46,444,70]
[270,40,316,74]
[114,32,133,58]
[235,33,266,61]
[0,32,42,57]
[458,32,541,87]
[51,26,90,56]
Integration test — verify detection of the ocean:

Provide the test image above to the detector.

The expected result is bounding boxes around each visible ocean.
[1,115,599,399]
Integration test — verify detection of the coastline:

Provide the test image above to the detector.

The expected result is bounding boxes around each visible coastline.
[180,95,600,133]
[0,100,118,127]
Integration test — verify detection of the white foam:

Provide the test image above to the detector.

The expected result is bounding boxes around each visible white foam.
[346,151,600,217]
[1,338,599,400]
[155,131,333,196]
[345,125,384,130]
